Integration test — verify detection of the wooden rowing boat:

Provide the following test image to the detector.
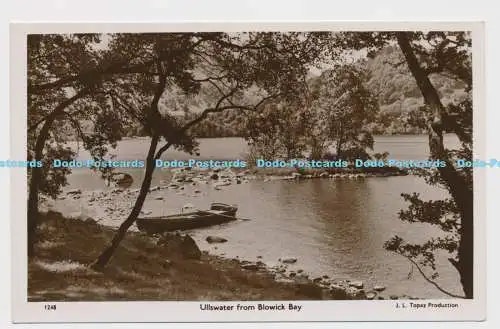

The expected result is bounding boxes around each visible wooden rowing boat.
[136,203,238,234]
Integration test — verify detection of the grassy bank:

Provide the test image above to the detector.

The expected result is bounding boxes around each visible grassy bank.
[29,212,354,301]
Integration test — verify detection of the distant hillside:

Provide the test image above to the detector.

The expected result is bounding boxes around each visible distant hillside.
[184,46,470,137]
[364,45,467,115]
[61,45,470,141]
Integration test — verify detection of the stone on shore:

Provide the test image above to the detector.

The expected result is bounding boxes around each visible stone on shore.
[295,283,324,299]
[111,173,134,188]
[373,285,386,292]
[313,277,322,283]
[206,236,228,244]
[366,291,377,300]
[214,181,231,187]
[349,281,364,289]
[329,284,348,299]
[181,235,201,260]
[46,210,64,219]
[279,257,297,264]
[115,186,128,193]
[346,287,365,299]
[241,263,260,271]
[67,212,96,224]
[157,233,201,260]
[292,274,308,284]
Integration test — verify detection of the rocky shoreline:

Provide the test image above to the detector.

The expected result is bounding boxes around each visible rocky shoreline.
[148,231,385,300]
[34,211,416,301]
[37,166,417,301]
[39,164,411,245]
[49,165,407,223]
[199,246,417,301]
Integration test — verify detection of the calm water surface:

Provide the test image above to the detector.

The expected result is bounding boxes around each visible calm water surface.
[64,135,464,298]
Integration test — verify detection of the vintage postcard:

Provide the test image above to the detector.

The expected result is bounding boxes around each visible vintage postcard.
[11,22,486,323]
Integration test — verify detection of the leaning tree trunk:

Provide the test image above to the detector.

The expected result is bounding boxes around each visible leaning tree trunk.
[91,133,160,270]
[91,59,168,270]
[396,32,474,298]
[28,91,87,257]
[27,119,52,257]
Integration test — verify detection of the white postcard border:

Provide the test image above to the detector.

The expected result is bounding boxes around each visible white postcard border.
[11,21,486,323]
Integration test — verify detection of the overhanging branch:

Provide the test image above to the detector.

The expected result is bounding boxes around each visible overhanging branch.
[153,92,281,160]
[28,88,91,132]
[403,255,465,299]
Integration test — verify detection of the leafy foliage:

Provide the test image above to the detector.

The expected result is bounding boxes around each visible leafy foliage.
[28,34,107,195]
[244,99,309,159]
[309,65,379,159]
[384,193,461,276]
[244,63,380,161]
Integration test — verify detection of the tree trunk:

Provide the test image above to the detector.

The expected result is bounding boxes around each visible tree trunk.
[27,119,51,257]
[27,91,87,257]
[91,59,168,270]
[91,134,160,270]
[397,32,474,298]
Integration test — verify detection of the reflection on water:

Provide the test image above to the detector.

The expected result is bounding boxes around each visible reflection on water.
[181,177,462,299]
[61,134,464,298]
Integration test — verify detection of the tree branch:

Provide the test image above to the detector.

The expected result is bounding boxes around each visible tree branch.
[28,89,111,131]
[29,34,220,94]
[153,92,281,160]
[28,60,156,94]
[28,89,91,132]
[382,59,407,68]
[64,112,88,143]
[403,255,466,299]
[108,91,146,123]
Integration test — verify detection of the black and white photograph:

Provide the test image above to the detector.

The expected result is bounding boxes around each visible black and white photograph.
[11,22,486,323]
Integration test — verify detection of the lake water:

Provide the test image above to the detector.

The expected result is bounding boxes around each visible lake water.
[63,134,465,299]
